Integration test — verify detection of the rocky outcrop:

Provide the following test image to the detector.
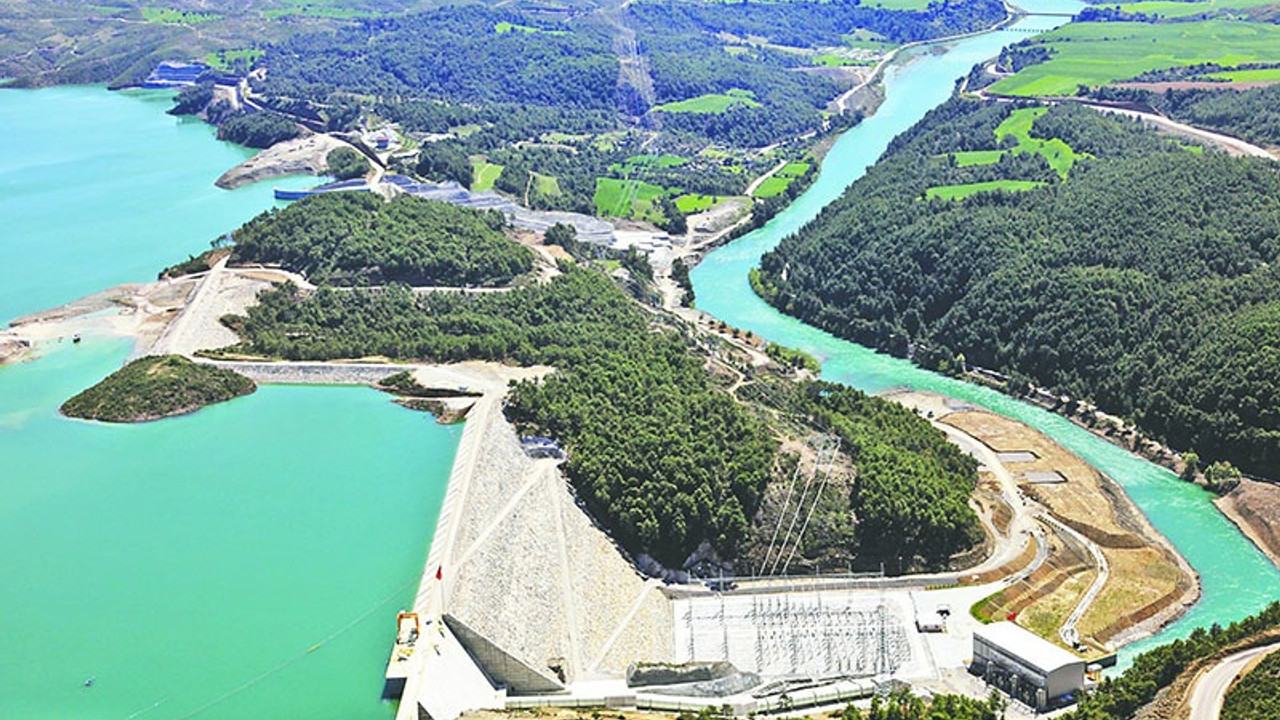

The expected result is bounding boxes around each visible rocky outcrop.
[0,335,31,365]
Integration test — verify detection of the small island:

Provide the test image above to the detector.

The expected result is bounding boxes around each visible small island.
[61,355,255,423]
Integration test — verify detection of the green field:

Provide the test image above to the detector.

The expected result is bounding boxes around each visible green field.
[203,49,265,72]
[142,7,222,24]
[1111,0,1278,18]
[1201,67,1280,81]
[777,161,812,178]
[675,194,720,213]
[990,20,1280,97]
[594,178,668,217]
[996,107,1087,178]
[813,53,874,67]
[753,176,793,199]
[653,89,763,114]
[952,149,1006,166]
[532,173,561,196]
[262,0,379,19]
[471,160,504,192]
[925,180,1047,200]
[495,21,568,36]
[610,154,688,174]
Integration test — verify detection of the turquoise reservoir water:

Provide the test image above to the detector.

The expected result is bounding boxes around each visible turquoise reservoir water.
[0,88,459,719]
[0,86,316,320]
[691,4,1280,667]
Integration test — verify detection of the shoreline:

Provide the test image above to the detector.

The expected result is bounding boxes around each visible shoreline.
[1215,484,1280,572]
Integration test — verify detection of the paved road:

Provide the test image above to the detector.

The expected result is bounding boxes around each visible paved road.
[1189,642,1280,720]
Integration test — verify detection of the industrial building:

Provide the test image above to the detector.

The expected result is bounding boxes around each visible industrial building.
[971,622,1086,710]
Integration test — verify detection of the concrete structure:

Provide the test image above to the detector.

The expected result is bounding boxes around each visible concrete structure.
[972,622,1086,710]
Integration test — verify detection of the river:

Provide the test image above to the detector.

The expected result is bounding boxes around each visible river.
[691,0,1280,669]
[0,89,460,719]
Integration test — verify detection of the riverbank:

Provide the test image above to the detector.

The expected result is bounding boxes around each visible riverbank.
[1215,481,1280,573]
[890,391,1199,654]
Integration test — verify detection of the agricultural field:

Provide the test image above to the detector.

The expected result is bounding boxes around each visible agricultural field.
[813,53,874,67]
[203,49,264,72]
[989,20,1280,97]
[952,149,1005,166]
[1201,67,1280,82]
[610,154,688,174]
[494,21,568,35]
[142,7,223,24]
[675,193,721,213]
[752,176,793,199]
[261,0,384,19]
[752,161,811,199]
[995,107,1087,178]
[471,160,504,192]
[1111,0,1279,18]
[653,89,763,114]
[532,173,561,196]
[924,180,1046,200]
[594,177,668,218]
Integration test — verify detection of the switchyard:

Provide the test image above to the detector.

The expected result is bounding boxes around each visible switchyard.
[673,590,923,679]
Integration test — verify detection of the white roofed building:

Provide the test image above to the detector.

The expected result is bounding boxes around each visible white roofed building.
[972,621,1086,710]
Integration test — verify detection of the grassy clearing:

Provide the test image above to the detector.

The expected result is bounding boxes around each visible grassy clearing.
[953,149,1006,166]
[990,20,1280,97]
[532,173,561,196]
[1112,0,1278,18]
[142,7,222,24]
[753,176,794,199]
[262,0,378,19]
[653,88,762,114]
[925,180,1046,200]
[594,177,668,217]
[495,21,568,36]
[1201,67,1280,82]
[610,154,688,174]
[813,53,874,67]
[471,160,504,192]
[675,193,721,213]
[996,107,1087,178]
[541,132,590,143]
[203,49,264,72]
[777,161,812,178]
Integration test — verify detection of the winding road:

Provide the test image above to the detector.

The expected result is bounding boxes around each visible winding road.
[1189,642,1280,720]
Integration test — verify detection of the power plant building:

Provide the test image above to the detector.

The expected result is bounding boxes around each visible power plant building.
[972,622,1086,710]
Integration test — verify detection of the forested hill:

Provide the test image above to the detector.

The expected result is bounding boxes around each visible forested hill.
[249,0,1005,148]
[219,261,980,571]
[229,193,532,287]
[756,98,1280,477]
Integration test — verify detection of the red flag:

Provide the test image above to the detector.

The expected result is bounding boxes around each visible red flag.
[435,566,443,581]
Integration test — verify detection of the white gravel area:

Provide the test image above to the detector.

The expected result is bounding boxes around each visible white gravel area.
[444,404,674,684]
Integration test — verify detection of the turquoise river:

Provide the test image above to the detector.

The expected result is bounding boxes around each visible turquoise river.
[692,0,1280,671]
[0,88,462,720]
[1,4,1278,718]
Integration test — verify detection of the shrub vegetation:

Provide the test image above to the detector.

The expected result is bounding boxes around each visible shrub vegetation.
[62,355,255,423]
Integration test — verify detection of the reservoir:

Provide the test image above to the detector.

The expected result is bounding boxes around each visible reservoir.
[691,0,1280,668]
[0,89,461,719]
